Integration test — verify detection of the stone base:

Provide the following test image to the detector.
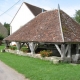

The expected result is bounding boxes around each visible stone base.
[5,49,62,64]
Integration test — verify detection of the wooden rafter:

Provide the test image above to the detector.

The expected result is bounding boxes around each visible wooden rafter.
[55,44,72,60]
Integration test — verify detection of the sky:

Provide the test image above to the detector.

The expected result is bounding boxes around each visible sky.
[0,0,80,24]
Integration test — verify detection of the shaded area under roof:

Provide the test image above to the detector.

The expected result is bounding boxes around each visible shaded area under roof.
[4,9,80,43]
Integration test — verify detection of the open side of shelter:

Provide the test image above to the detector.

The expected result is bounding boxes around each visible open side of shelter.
[4,5,80,63]
[5,41,80,63]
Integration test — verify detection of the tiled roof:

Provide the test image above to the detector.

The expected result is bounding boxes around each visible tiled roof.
[24,2,46,16]
[4,9,80,43]
[61,10,80,42]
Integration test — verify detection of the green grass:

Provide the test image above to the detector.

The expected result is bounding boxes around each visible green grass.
[0,45,80,80]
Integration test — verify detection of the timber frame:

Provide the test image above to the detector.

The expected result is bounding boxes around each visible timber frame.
[55,43,71,61]
[4,40,80,63]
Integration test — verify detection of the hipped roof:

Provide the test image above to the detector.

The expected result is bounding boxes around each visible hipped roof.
[4,9,80,43]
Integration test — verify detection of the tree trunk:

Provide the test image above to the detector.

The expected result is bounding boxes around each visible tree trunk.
[0,40,2,45]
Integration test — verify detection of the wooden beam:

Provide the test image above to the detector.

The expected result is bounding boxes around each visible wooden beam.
[20,42,25,48]
[16,42,21,50]
[67,44,71,58]
[72,44,80,63]
[55,44,72,61]
[76,44,79,54]
[65,45,69,54]
[34,43,38,51]
[29,42,37,54]
[5,41,10,48]
[61,44,65,60]
[55,44,61,55]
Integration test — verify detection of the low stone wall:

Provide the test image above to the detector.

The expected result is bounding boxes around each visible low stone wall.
[5,49,62,64]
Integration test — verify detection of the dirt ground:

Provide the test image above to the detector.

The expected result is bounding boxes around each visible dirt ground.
[0,60,29,80]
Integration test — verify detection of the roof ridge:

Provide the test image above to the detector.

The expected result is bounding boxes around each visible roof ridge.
[34,9,58,18]
[58,5,64,42]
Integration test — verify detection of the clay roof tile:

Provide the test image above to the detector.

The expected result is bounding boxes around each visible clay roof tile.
[4,9,80,43]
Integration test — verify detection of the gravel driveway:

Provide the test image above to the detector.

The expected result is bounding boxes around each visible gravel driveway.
[0,61,29,80]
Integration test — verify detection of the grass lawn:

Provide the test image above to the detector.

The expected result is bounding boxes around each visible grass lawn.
[0,44,80,80]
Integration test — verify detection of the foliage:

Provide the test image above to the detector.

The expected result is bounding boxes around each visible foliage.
[40,50,52,57]
[21,47,29,52]
[74,10,80,24]
[4,22,10,35]
[9,46,17,50]
[0,34,4,40]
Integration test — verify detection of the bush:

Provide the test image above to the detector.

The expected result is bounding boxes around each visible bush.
[40,50,52,57]
[21,47,29,53]
[0,34,4,40]
[9,46,17,50]
[0,34,4,45]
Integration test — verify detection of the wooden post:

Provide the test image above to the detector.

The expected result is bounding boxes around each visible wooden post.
[16,42,21,54]
[55,44,62,56]
[20,42,25,48]
[65,45,69,54]
[61,44,65,60]
[5,41,9,49]
[29,42,37,54]
[75,44,80,62]
[65,44,71,62]
[67,44,71,58]
[55,44,72,62]
[76,44,79,54]
[55,44,65,60]
[72,44,80,63]
[16,42,21,50]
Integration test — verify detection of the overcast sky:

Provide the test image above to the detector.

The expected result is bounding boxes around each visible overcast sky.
[0,0,80,24]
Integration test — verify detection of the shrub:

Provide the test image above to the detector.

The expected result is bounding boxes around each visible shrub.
[9,46,17,50]
[21,47,29,53]
[0,34,4,40]
[40,50,52,57]
[0,34,4,45]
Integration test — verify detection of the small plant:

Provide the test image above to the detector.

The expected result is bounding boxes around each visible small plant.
[40,50,52,57]
[9,46,17,50]
[21,47,29,53]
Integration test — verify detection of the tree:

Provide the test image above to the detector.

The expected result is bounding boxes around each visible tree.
[74,10,80,24]
[4,22,10,35]
[0,34,4,45]
[0,34,4,40]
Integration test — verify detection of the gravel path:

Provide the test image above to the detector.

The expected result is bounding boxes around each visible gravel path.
[0,61,29,80]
